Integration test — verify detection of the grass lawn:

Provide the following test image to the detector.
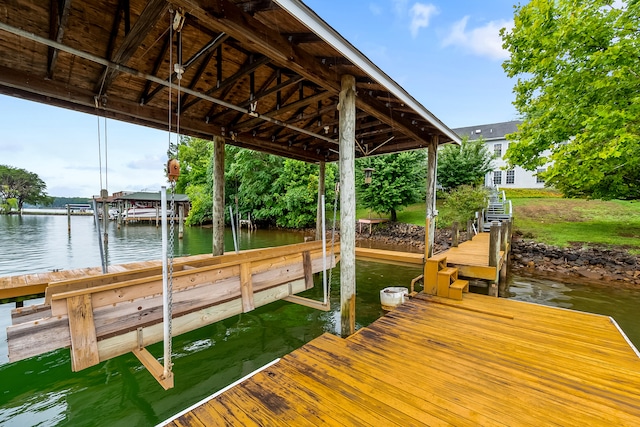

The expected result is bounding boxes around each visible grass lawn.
[511,198,640,250]
[352,187,640,252]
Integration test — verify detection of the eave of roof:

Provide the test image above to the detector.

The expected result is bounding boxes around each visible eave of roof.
[274,0,460,146]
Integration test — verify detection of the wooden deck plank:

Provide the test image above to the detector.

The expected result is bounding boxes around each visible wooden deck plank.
[164,294,640,426]
[381,306,640,390]
[353,326,640,426]
[239,372,348,426]
[252,360,381,426]
[400,298,639,359]
[294,336,518,426]
[273,358,422,426]
[307,333,553,427]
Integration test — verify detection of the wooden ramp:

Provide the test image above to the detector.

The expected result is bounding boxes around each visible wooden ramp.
[435,232,505,280]
[164,293,640,426]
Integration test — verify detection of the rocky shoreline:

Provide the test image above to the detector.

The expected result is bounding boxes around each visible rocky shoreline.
[346,221,640,288]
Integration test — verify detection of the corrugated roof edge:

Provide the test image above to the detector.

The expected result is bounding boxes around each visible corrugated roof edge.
[274,0,461,145]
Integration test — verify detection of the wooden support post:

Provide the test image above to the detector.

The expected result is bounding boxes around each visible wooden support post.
[500,221,508,251]
[452,222,459,247]
[315,161,326,241]
[155,204,159,227]
[302,251,313,290]
[489,221,501,267]
[467,219,474,238]
[117,201,122,229]
[67,204,71,234]
[212,135,225,256]
[477,211,484,233]
[240,262,255,312]
[425,136,438,258]
[339,74,356,337]
[67,294,100,371]
[504,219,512,252]
[178,204,184,239]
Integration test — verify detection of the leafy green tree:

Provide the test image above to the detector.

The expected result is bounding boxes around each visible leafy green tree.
[178,137,336,228]
[437,137,494,191]
[501,0,640,199]
[0,165,52,212]
[272,159,337,228]
[356,151,426,222]
[174,136,212,194]
[441,185,488,227]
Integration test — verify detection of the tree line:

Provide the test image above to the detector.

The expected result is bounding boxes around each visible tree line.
[174,135,493,228]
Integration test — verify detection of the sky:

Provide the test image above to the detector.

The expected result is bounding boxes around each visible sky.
[0,0,520,198]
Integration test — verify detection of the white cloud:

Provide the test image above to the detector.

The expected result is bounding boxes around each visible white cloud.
[369,3,382,15]
[443,16,513,60]
[409,3,438,38]
[391,0,409,17]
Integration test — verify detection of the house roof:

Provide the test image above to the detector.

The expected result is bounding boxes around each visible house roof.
[0,0,459,163]
[454,120,522,142]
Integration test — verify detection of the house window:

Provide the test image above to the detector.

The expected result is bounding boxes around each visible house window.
[493,170,502,185]
[506,169,515,184]
[494,143,502,157]
[536,168,546,183]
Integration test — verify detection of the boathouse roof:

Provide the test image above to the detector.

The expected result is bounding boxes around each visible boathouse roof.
[114,191,190,203]
[0,0,459,163]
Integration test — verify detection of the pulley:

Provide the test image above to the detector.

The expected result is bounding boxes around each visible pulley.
[167,158,180,182]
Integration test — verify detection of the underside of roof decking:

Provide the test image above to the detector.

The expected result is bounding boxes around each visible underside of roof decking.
[0,0,458,163]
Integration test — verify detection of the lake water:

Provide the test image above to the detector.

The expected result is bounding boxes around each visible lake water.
[0,214,638,426]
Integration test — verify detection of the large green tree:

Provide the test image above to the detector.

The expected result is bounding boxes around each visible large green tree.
[501,0,640,199]
[437,137,494,191]
[356,151,426,221]
[0,165,51,212]
[177,137,336,228]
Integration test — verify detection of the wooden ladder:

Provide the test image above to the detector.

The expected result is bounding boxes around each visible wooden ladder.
[425,255,469,301]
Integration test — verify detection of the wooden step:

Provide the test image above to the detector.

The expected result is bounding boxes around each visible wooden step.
[448,279,469,301]
[425,255,447,295]
[437,267,458,298]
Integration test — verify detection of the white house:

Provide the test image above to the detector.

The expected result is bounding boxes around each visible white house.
[454,120,548,189]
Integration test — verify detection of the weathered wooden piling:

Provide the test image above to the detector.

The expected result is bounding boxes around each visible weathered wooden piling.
[212,135,225,256]
[315,161,326,242]
[339,74,356,337]
[452,221,459,247]
[488,221,501,268]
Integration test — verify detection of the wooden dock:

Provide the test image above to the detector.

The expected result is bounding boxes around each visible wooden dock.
[434,232,506,280]
[163,293,640,426]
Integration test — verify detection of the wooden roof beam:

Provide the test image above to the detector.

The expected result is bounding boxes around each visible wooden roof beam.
[178,49,216,110]
[181,54,271,113]
[95,0,167,95]
[237,0,280,15]
[142,32,229,105]
[173,0,342,91]
[205,70,301,122]
[138,34,170,105]
[235,90,333,132]
[230,135,325,162]
[282,33,322,44]
[47,0,72,80]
